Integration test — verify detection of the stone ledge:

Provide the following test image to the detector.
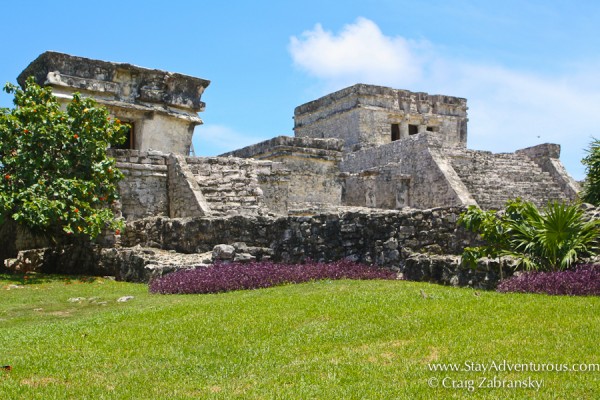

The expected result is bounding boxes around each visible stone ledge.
[220,135,344,159]
[18,51,210,112]
[116,162,168,172]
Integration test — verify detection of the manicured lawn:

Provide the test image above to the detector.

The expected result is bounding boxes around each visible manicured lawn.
[0,273,598,399]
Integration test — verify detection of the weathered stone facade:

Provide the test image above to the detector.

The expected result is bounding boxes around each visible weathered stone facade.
[294,84,468,151]
[222,136,344,210]
[4,206,515,289]
[111,149,287,220]
[2,53,584,289]
[18,51,210,155]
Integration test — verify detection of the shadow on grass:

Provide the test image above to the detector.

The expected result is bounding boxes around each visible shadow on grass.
[0,272,101,285]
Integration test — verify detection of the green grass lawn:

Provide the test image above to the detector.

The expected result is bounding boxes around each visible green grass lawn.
[0,274,598,399]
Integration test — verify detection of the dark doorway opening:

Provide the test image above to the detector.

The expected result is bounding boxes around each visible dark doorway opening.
[408,124,419,136]
[391,123,400,141]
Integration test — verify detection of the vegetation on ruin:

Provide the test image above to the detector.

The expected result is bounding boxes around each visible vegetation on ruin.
[582,137,600,205]
[1,274,599,399]
[150,259,397,294]
[0,78,127,240]
[459,198,599,272]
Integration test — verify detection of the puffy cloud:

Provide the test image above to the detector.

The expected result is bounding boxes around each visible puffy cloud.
[289,17,425,89]
[289,18,600,179]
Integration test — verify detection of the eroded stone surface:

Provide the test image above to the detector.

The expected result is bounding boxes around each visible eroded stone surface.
[2,54,585,290]
[18,51,210,155]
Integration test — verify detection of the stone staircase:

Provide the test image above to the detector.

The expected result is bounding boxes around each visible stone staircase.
[448,149,570,210]
[186,157,266,215]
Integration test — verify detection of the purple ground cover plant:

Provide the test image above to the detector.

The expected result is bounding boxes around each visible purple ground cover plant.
[149,259,397,294]
[497,264,600,296]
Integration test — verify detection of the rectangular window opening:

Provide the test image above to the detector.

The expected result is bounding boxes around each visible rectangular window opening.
[408,124,419,136]
[112,121,135,150]
[426,126,434,132]
[391,123,400,141]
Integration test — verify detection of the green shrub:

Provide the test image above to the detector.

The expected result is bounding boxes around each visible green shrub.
[459,199,599,272]
[0,77,127,240]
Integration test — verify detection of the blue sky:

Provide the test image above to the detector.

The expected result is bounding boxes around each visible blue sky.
[1,0,599,179]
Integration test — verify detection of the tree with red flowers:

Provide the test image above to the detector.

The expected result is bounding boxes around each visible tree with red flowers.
[0,77,127,240]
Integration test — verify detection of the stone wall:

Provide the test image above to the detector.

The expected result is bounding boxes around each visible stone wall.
[167,154,211,218]
[122,206,473,262]
[113,205,508,288]
[341,133,476,209]
[113,150,169,221]
[19,200,600,289]
[221,136,344,211]
[342,163,411,209]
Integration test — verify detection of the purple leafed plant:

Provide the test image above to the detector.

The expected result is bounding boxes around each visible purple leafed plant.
[149,259,397,295]
[497,264,600,296]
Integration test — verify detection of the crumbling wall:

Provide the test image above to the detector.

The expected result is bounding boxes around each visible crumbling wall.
[4,205,516,289]
[341,133,476,209]
[342,163,411,209]
[113,150,169,221]
[122,206,472,260]
[221,136,344,211]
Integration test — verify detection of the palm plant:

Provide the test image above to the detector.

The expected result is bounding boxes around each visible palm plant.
[459,199,600,272]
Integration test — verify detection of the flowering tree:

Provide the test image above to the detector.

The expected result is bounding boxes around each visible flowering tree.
[0,77,127,240]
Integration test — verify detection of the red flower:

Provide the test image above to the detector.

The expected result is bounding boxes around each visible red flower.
[4,174,10,180]
[115,229,121,235]
[74,208,79,213]
[23,129,29,134]
[74,134,79,139]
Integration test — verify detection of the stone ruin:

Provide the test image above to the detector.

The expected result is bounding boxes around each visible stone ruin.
[18,51,210,155]
[1,52,583,288]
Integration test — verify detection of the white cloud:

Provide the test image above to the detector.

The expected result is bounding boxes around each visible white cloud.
[289,17,426,89]
[289,18,600,180]
[192,124,265,156]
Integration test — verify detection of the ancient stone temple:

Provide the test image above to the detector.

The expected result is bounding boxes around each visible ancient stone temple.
[2,52,585,286]
[293,84,468,151]
[18,51,210,155]
[14,52,580,219]
[226,84,579,212]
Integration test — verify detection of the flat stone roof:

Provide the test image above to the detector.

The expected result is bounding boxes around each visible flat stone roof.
[18,51,210,112]
[294,83,467,116]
